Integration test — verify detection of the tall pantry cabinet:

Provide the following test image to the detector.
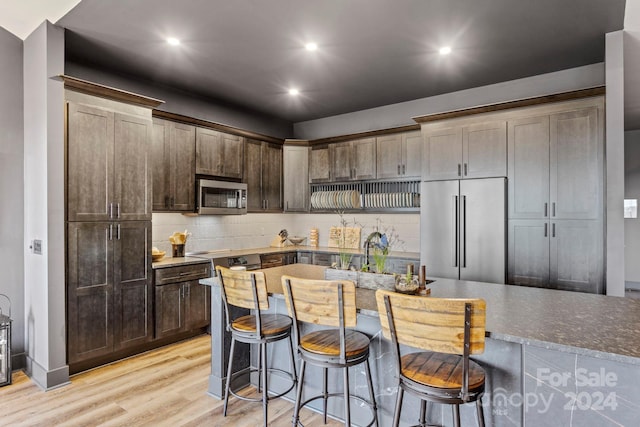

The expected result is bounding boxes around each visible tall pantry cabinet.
[64,79,162,372]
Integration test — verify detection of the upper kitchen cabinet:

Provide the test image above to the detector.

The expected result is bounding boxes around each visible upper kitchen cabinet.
[67,102,152,222]
[195,127,244,179]
[330,137,376,181]
[508,102,603,220]
[151,118,196,212]
[309,145,330,183]
[244,138,282,212]
[422,121,507,181]
[376,131,422,179]
[283,144,309,211]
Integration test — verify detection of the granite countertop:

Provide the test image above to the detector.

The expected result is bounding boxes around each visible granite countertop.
[201,264,640,365]
[152,256,211,269]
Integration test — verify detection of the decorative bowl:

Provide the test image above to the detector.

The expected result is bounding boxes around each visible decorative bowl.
[288,236,307,245]
[152,251,166,262]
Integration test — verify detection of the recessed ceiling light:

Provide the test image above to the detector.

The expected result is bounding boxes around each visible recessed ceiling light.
[439,46,452,55]
[167,37,180,46]
[305,42,318,51]
[289,88,300,96]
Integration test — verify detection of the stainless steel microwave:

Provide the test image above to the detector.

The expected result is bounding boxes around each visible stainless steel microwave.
[197,179,247,215]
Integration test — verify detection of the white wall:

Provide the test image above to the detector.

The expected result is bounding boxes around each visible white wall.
[23,21,68,389]
[0,26,25,368]
[152,212,421,255]
[294,63,605,140]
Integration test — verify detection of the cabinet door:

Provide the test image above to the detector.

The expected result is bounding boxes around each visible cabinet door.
[550,107,601,220]
[114,221,152,349]
[195,127,223,176]
[331,142,353,181]
[151,118,171,211]
[262,143,282,211]
[422,127,463,180]
[155,283,186,339]
[67,222,114,364]
[171,123,196,211]
[550,220,603,293]
[298,251,313,264]
[244,138,263,211]
[114,113,152,221]
[221,133,244,179]
[507,220,550,286]
[463,121,507,178]
[376,134,403,179]
[187,281,210,329]
[402,131,423,178]
[309,146,330,182]
[283,145,309,211]
[67,102,114,222]
[508,116,550,219]
[353,138,376,180]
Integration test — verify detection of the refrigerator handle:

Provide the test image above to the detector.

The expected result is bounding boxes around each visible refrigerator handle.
[453,195,458,267]
[462,195,467,268]
[544,223,548,237]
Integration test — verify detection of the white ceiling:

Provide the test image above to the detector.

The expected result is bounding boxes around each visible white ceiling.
[0,0,80,40]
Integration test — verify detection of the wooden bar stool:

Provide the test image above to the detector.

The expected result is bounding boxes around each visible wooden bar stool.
[282,275,378,427]
[375,289,487,427]
[217,266,297,427]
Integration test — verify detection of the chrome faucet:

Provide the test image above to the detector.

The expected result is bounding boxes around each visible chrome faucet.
[363,231,382,271]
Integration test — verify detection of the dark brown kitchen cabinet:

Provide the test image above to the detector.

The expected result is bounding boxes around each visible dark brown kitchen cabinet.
[154,262,211,339]
[151,118,195,212]
[195,127,244,179]
[309,145,330,183]
[244,138,282,212]
[67,221,153,365]
[330,137,376,181]
[376,131,422,179]
[67,102,152,222]
[422,121,506,181]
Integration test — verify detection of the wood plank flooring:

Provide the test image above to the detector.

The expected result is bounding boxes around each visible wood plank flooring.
[0,335,342,426]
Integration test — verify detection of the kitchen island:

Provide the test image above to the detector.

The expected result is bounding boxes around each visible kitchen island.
[201,265,640,427]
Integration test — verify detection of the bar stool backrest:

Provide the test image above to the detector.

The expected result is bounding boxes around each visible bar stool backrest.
[217,266,269,311]
[375,290,486,355]
[281,276,357,328]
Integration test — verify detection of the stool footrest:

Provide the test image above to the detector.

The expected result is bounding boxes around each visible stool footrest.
[227,367,296,402]
[295,393,377,427]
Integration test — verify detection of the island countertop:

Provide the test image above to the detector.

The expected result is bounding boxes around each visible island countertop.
[201,264,640,365]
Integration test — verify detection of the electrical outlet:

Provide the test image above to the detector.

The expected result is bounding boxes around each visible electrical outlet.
[32,239,42,255]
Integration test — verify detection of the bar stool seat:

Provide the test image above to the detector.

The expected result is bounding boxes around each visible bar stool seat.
[217,266,297,427]
[282,275,378,427]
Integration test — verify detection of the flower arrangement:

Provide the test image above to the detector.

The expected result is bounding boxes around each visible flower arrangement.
[362,218,404,274]
[334,211,360,270]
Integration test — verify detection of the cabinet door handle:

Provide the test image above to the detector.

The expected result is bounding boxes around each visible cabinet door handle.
[544,223,548,237]
[397,165,401,175]
[286,201,289,211]
[108,224,113,241]
[109,202,114,219]
[402,164,406,175]
[552,223,556,238]
[457,164,462,177]
[464,163,468,176]
[117,203,121,219]
[544,203,548,217]
[116,223,121,240]
[552,202,556,217]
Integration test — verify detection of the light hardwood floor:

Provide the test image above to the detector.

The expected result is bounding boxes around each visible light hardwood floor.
[0,335,343,426]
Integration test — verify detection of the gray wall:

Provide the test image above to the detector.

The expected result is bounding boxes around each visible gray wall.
[23,21,68,389]
[0,27,25,368]
[65,61,293,139]
[625,129,640,287]
[293,63,605,140]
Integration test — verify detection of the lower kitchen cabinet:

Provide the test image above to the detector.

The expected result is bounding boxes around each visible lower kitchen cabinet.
[508,219,603,293]
[67,221,153,366]
[154,262,211,339]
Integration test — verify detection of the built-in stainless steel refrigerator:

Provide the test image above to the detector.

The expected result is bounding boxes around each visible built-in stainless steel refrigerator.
[420,177,506,284]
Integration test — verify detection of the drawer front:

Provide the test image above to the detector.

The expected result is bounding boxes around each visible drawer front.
[155,262,211,285]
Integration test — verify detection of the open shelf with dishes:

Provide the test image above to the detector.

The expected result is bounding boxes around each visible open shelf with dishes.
[310,179,420,212]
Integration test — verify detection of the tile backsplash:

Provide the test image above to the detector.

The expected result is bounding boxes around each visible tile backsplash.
[152,212,420,254]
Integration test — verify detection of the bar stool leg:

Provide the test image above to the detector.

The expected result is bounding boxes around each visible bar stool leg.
[223,337,236,416]
[287,335,298,385]
[292,359,306,427]
[322,367,328,424]
[476,398,486,427]
[261,342,268,427]
[392,386,404,427]
[453,404,461,427]
[257,343,263,393]
[364,359,378,426]
[343,366,351,427]
[419,400,427,426]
